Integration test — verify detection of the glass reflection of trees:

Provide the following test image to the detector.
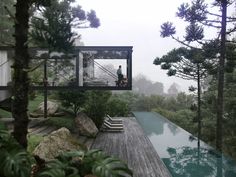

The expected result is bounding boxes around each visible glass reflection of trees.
[30,58,75,86]
[134,112,165,136]
[81,50,129,87]
[163,146,236,177]
[81,50,128,59]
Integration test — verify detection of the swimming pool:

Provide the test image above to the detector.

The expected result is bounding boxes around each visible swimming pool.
[133,111,236,177]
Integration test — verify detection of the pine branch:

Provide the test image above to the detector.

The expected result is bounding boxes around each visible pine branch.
[181,59,197,70]
[4,6,18,24]
[171,35,202,50]
[199,21,221,28]
[23,60,44,72]
[207,11,236,21]
[0,41,14,47]
[0,59,10,67]
[226,40,236,44]
[226,26,236,34]
[205,19,222,24]
[196,40,206,45]
[175,73,195,80]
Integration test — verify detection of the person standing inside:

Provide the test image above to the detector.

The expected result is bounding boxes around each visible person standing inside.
[117,65,123,86]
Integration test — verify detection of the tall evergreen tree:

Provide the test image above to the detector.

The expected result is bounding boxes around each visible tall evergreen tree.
[12,0,51,148]
[30,0,100,51]
[159,0,236,152]
[154,47,212,145]
[30,0,100,118]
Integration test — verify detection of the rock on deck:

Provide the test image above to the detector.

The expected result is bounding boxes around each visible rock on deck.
[91,117,171,177]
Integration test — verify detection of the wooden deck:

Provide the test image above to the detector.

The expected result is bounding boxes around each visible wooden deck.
[91,117,171,177]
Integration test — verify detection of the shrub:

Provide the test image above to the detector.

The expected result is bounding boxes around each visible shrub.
[106,97,129,117]
[43,116,74,131]
[84,91,111,128]
[38,149,133,177]
[58,90,87,116]
[0,129,34,177]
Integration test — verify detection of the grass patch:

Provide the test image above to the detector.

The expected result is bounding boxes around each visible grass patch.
[28,95,44,112]
[0,94,44,117]
[27,134,44,153]
[44,116,74,131]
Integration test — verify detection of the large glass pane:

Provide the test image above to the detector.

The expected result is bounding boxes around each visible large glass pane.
[80,48,131,89]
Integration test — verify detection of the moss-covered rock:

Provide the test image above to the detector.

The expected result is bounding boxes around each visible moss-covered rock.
[33,127,82,161]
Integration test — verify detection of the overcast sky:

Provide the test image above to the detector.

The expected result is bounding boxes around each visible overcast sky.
[74,0,222,92]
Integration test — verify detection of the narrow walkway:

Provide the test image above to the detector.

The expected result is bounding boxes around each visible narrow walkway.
[0,118,57,136]
[91,117,171,177]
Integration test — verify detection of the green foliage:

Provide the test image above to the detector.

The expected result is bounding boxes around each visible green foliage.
[106,97,129,117]
[133,94,165,111]
[0,127,132,177]
[0,121,7,130]
[153,47,210,81]
[157,0,235,152]
[111,91,140,111]
[0,108,12,118]
[85,91,112,128]
[0,0,15,45]
[0,129,34,177]
[30,0,100,51]
[58,90,87,116]
[27,134,44,153]
[0,150,33,177]
[80,149,133,177]
[31,0,75,51]
[38,159,80,177]
[201,70,236,158]
[29,66,44,85]
[153,108,197,135]
[133,74,164,95]
[38,149,133,177]
[43,116,74,131]
[28,94,44,112]
[132,92,194,112]
[160,22,176,37]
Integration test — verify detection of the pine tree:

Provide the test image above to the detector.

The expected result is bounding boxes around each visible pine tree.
[154,47,213,145]
[12,0,51,148]
[159,0,236,152]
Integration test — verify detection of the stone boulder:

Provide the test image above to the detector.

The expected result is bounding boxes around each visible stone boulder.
[36,101,59,115]
[75,112,98,137]
[33,127,82,161]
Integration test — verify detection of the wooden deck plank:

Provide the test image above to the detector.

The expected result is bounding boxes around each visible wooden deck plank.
[91,117,171,177]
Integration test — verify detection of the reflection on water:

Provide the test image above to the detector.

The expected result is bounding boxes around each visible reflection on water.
[133,112,236,177]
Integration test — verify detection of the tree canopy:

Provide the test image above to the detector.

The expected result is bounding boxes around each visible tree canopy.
[157,0,236,152]
[30,0,100,51]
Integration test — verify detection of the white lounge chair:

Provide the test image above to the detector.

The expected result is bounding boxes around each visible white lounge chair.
[106,114,122,124]
[104,119,123,127]
[101,118,124,132]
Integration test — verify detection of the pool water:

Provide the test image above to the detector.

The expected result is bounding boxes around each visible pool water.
[133,111,236,177]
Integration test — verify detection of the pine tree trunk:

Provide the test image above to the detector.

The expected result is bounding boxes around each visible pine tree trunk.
[12,0,30,148]
[216,0,227,152]
[197,64,201,147]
